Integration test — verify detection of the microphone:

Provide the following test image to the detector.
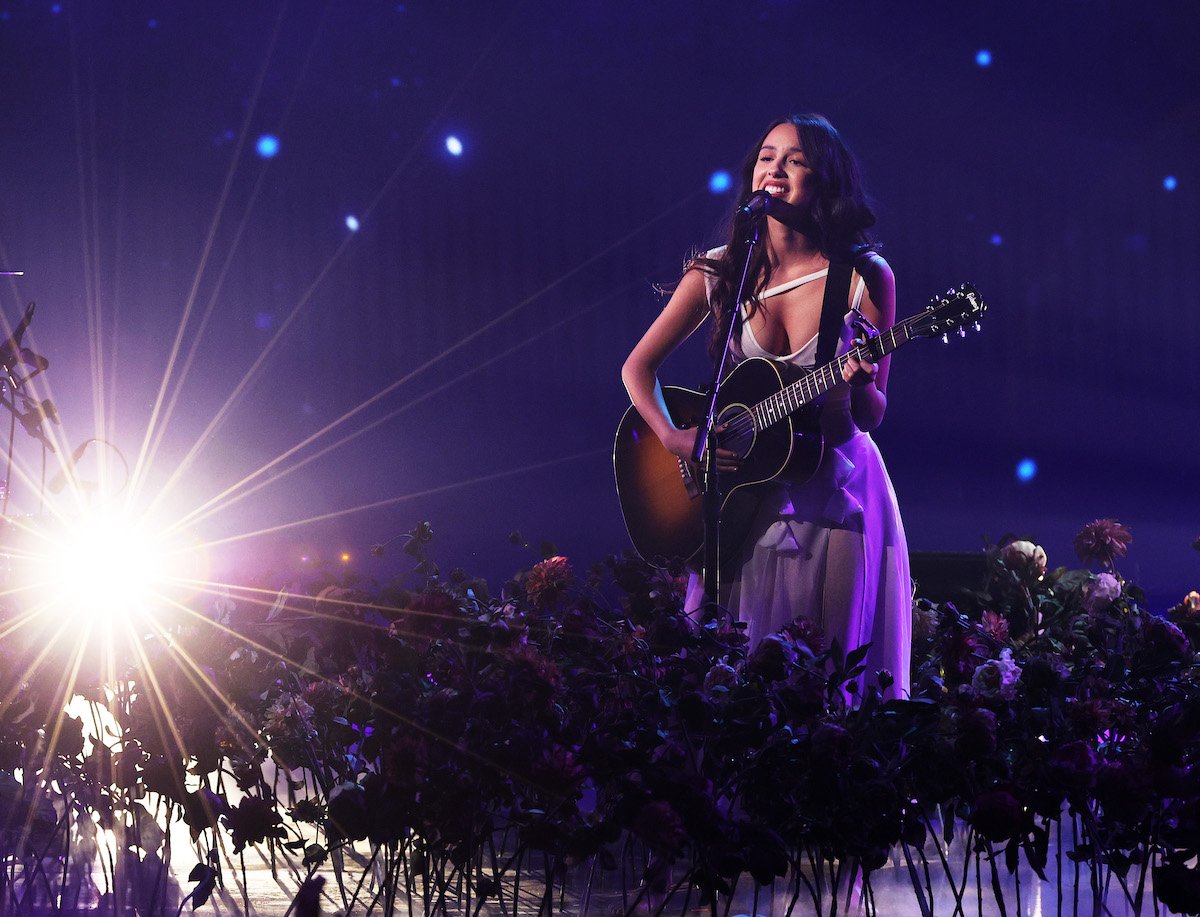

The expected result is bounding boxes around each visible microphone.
[735,190,773,222]
[49,439,92,493]
[735,191,816,234]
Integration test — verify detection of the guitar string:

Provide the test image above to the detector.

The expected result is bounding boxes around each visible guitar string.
[712,289,978,448]
[719,323,909,444]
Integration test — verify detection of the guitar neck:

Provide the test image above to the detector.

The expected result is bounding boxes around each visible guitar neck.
[750,318,917,429]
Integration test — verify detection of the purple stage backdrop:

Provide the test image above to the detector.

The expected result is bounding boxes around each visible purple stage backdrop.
[0,0,1196,604]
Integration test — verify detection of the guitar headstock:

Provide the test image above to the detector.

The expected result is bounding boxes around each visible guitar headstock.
[908,283,987,342]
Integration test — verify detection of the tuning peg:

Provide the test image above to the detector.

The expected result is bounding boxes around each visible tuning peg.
[941,333,949,344]
[958,326,967,338]
[973,321,982,332]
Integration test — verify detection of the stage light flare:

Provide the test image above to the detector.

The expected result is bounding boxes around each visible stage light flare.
[345,214,360,231]
[256,134,280,159]
[445,135,463,157]
[18,508,207,627]
[976,49,992,67]
[1016,457,1038,482]
[709,170,732,193]
[1163,175,1177,191]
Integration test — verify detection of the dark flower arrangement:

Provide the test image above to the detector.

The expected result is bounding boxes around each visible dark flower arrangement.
[0,518,1198,916]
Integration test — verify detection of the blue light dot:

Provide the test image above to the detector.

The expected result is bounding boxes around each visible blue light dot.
[990,233,1003,246]
[255,312,273,330]
[345,215,360,232]
[445,135,463,157]
[708,170,732,194]
[975,49,992,67]
[50,3,61,13]
[1163,175,1177,191]
[255,134,280,159]
[147,18,157,28]
[1016,458,1038,482]
[390,76,402,88]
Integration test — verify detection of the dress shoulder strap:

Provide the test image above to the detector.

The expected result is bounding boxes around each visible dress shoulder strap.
[758,267,829,302]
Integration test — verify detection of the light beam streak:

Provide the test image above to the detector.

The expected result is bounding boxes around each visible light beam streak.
[126,3,289,503]
[171,276,649,531]
[201,447,604,548]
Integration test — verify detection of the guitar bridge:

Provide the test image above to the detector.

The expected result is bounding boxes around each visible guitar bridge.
[678,457,701,499]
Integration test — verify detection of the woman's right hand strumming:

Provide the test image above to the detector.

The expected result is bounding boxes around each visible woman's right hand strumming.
[662,423,743,472]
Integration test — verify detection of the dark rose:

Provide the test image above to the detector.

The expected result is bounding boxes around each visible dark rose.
[980,610,1009,643]
[968,787,1023,841]
[1065,698,1115,735]
[223,795,286,853]
[1046,740,1099,791]
[955,707,998,758]
[1020,657,1063,698]
[390,588,460,646]
[527,744,585,794]
[289,798,324,824]
[809,723,852,765]
[780,616,824,655]
[326,782,370,842]
[1144,616,1191,663]
[944,631,988,684]
[1073,518,1132,569]
[506,644,562,708]
[525,555,574,607]
[1095,758,1154,823]
[702,662,739,694]
[1154,859,1200,917]
[631,800,688,855]
[745,633,797,682]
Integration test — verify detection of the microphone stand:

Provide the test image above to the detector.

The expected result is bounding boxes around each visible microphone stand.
[692,213,763,608]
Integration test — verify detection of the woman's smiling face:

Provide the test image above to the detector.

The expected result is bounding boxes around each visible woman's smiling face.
[754,121,815,211]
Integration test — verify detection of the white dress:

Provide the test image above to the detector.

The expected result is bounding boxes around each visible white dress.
[686,264,912,697]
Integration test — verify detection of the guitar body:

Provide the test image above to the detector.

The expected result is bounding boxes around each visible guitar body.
[613,357,823,569]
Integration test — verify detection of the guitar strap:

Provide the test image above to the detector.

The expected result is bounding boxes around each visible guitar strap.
[815,259,854,368]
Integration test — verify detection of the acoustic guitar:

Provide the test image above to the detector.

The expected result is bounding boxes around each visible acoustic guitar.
[613,283,987,569]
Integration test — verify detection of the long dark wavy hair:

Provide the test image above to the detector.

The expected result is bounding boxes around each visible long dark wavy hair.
[694,114,877,361]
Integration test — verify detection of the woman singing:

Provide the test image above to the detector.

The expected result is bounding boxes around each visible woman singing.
[621,113,910,696]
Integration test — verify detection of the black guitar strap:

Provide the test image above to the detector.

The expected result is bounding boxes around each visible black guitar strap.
[815,259,854,368]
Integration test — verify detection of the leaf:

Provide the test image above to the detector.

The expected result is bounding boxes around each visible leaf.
[1026,826,1048,880]
[192,874,216,911]
[844,643,872,671]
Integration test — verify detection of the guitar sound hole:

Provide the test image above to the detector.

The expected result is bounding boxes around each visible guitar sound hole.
[716,406,754,458]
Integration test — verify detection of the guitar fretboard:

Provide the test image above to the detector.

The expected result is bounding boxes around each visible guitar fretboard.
[749,320,916,430]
